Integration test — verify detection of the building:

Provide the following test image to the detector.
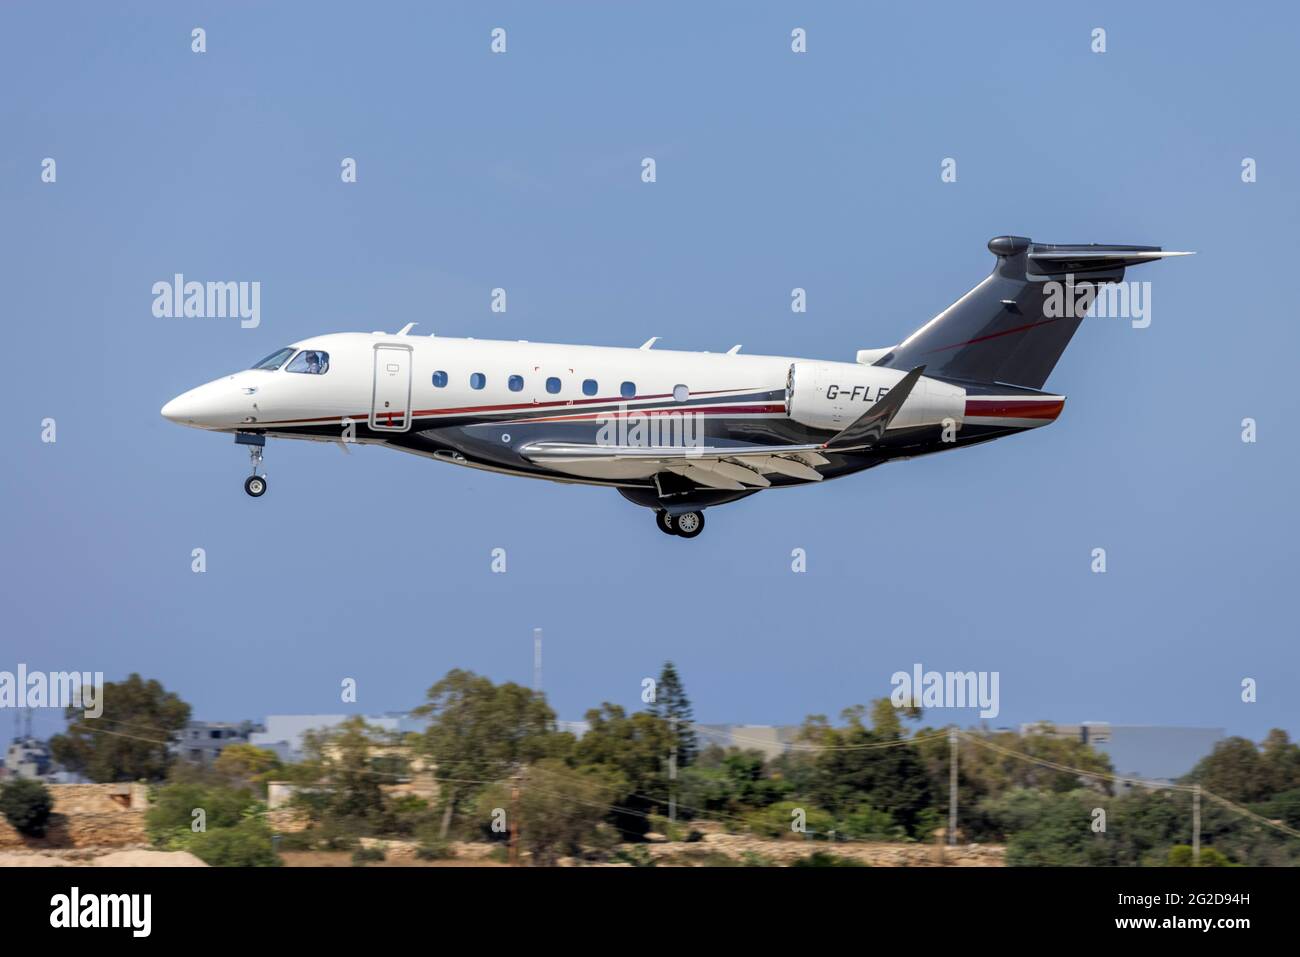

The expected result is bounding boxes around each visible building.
[1020,721,1224,783]
[175,720,264,766]
[3,737,52,780]
[249,712,428,764]
[690,724,805,760]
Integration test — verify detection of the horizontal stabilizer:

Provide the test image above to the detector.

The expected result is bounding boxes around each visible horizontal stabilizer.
[874,235,1193,389]
[1028,245,1194,275]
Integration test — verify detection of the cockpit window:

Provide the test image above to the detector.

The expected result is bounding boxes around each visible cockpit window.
[251,347,294,371]
[286,350,329,374]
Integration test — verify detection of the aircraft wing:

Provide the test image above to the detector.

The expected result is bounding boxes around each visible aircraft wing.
[519,368,925,490]
[519,441,831,489]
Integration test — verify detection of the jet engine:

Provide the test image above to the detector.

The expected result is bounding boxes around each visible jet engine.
[785,361,965,433]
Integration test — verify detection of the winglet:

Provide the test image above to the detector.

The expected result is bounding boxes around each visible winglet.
[824,366,925,450]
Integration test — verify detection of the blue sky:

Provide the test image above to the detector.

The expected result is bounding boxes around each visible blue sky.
[2,2,1296,743]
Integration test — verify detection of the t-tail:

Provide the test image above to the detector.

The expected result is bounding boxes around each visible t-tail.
[873,236,1193,389]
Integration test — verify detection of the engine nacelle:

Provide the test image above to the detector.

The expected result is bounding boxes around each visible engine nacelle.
[785,361,965,433]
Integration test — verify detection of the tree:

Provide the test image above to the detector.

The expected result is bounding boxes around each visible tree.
[413,669,566,837]
[323,717,387,821]
[575,703,674,839]
[146,780,256,845]
[650,661,698,768]
[48,673,190,782]
[188,818,281,866]
[793,703,934,837]
[212,744,282,795]
[1184,737,1270,804]
[474,759,627,865]
[0,779,53,837]
[1259,729,1300,795]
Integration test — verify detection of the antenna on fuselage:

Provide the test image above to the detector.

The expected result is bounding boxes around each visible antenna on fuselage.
[639,337,659,350]
[396,322,417,335]
[726,344,742,354]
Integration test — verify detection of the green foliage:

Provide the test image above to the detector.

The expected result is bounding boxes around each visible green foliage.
[655,848,739,867]
[838,804,906,841]
[1167,845,1233,867]
[574,704,673,839]
[321,717,387,820]
[274,830,314,851]
[998,791,1115,866]
[1185,731,1300,804]
[48,673,191,783]
[372,794,437,838]
[1251,787,1300,829]
[743,800,835,840]
[0,778,53,837]
[472,759,627,865]
[211,744,282,795]
[414,669,567,836]
[351,845,386,865]
[649,661,698,768]
[793,704,934,837]
[188,818,281,867]
[415,839,454,860]
[792,851,867,867]
[613,845,656,867]
[146,780,257,845]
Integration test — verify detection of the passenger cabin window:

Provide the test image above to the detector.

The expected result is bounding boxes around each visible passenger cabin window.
[620,381,636,399]
[432,371,448,388]
[673,384,689,402]
[251,347,294,371]
[582,379,598,396]
[508,375,524,392]
[470,372,486,390]
[287,350,330,374]
[546,376,562,394]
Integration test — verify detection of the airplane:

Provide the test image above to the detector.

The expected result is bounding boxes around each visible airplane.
[161,235,1189,538]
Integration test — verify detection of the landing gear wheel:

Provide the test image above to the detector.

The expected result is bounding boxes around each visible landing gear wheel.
[673,510,704,538]
[244,475,267,498]
[655,511,676,535]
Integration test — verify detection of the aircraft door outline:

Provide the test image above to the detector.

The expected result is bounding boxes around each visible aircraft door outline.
[370,343,413,432]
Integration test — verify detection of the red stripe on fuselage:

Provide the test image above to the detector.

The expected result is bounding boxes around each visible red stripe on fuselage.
[964,398,1064,420]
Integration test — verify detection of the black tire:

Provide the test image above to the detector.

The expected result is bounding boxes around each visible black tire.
[655,511,676,535]
[244,475,267,497]
[674,510,705,538]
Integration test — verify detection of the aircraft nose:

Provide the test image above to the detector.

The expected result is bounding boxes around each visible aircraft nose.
[160,395,185,422]
[161,379,251,428]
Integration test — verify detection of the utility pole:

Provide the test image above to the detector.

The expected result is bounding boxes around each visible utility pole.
[1192,784,1201,866]
[668,715,678,825]
[948,728,958,846]
[532,628,542,694]
[509,769,521,867]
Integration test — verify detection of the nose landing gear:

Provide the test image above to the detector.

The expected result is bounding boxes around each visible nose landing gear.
[236,432,268,498]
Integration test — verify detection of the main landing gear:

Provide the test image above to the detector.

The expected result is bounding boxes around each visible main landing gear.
[236,432,268,498]
[656,509,705,539]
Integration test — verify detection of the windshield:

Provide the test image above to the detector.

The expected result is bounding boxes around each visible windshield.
[250,347,294,371]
